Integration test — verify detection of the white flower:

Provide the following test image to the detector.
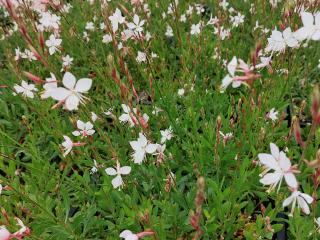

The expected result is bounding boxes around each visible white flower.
[220,56,241,92]
[91,112,98,122]
[100,22,106,30]
[105,162,131,189]
[102,34,112,44]
[38,12,61,30]
[41,73,57,99]
[14,47,22,61]
[180,14,186,22]
[136,51,146,63]
[165,25,174,37]
[267,108,278,122]
[230,12,245,27]
[85,21,95,31]
[258,143,298,192]
[62,55,73,67]
[283,190,313,215]
[14,81,38,98]
[72,120,95,137]
[177,88,185,96]
[119,230,138,240]
[265,28,299,53]
[45,34,62,55]
[190,22,201,35]
[254,56,272,69]
[61,135,73,157]
[127,14,145,34]
[109,8,125,33]
[294,12,320,41]
[130,133,157,164]
[219,0,229,10]
[160,127,173,143]
[51,72,92,111]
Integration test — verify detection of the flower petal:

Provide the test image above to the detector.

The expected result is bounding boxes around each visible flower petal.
[284,173,298,189]
[105,167,117,176]
[146,143,157,153]
[65,94,79,111]
[111,175,123,188]
[51,87,70,101]
[120,230,133,238]
[63,72,76,89]
[119,166,131,175]
[279,151,291,171]
[270,143,280,159]
[301,12,314,27]
[282,194,294,207]
[300,193,313,204]
[75,78,92,92]
[72,131,81,136]
[258,153,279,170]
[297,196,310,215]
[260,172,282,186]
[77,120,85,130]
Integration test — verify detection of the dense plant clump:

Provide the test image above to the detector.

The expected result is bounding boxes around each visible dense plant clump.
[0,0,320,239]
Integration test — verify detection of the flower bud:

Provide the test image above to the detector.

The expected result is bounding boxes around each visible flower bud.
[311,86,320,123]
[292,116,304,148]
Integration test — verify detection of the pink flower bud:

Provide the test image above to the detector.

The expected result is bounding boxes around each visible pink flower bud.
[311,86,320,122]
[23,71,44,84]
[293,117,304,148]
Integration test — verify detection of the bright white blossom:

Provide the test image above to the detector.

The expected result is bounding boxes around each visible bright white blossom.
[258,143,298,192]
[160,127,173,143]
[45,34,62,55]
[51,72,92,111]
[62,55,73,68]
[127,14,145,34]
[119,230,138,240]
[266,28,299,53]
[267,108,278,122]
[178,88,185,96]
[85,22,95,31]
[72,120,95,137]
[230,13,245,27]
[294,12,320,42]
[41,73,57,99]
[165,25,174,37]
[61,135,73,157]
[220,56,242,92]
[14,81,38,98]
[38,12,60,30]
[102,34,112,44]
[283,190,313,215]
[109,8,125,33]
[105,162,131,189]
[136,51,147,63]
[190,22,201,35]
[130,133,157,164]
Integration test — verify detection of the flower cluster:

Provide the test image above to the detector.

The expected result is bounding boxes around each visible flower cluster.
[258,143,313,215]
